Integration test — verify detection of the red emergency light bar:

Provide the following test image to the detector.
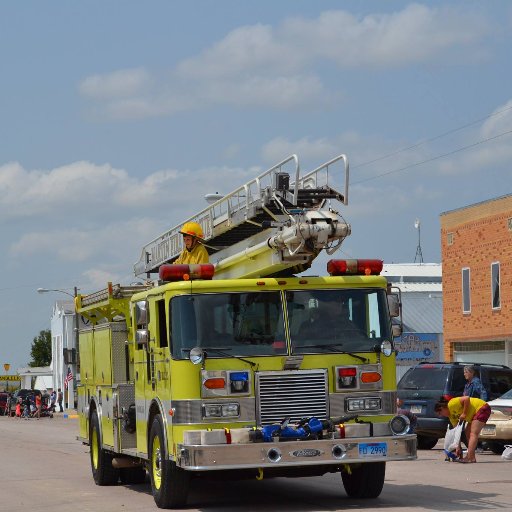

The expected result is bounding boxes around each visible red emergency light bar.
[327,259,383,276]
[159,263,215,282]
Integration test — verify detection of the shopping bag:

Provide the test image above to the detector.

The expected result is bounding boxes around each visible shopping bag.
[444,421,465,452]
[502,445,512,461]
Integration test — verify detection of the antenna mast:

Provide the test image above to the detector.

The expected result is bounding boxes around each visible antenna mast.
[414,218,424,264]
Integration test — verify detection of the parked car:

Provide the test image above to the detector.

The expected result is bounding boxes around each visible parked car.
[0,392,10,416]
[479,388,512,454]
[397,362,512,449]
[8,389,41,416]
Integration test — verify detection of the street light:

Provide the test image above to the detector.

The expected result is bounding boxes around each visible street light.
[37,286,79,410]
[37,287,75,298]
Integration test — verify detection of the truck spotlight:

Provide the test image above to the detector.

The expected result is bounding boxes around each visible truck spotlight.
[389,415,410,435]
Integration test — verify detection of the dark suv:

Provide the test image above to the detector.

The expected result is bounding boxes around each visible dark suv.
[397,362,512,449]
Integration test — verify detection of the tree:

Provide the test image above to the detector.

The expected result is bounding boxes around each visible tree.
[29,329,52,367]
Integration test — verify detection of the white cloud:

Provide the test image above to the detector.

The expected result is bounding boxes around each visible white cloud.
[178,5,488,77]
[282,5,488,68]
[0,161,260,220]
[4,159,268,285]
[10,217,163,267]
[176,24,299,79]
[79,5,491,119]
[200,74,328,109]
[79,68,151,99]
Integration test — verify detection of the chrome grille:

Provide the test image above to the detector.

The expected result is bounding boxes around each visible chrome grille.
[256,370,328,425]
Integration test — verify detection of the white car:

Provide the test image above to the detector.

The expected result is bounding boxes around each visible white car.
[479,388,512,454]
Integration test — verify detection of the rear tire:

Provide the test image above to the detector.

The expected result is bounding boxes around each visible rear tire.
[417,435,438,450]
[89,409,119,485]
[149,415,189,509]
[341,462,385,498]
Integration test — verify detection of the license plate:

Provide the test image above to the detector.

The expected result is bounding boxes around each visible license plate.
[410,405,422,414]
[359,442,387,457]
[481,425,496,436]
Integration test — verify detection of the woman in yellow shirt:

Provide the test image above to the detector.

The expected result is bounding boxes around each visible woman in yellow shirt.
[435,396,491,463]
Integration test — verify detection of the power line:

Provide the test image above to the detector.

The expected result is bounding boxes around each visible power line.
[353,128,512,185]
[352,103,512,170]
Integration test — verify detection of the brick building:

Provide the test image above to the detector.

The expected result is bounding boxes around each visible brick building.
[440,194,512,366]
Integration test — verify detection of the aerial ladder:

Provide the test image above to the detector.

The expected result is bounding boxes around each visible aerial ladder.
[134,154,351,280]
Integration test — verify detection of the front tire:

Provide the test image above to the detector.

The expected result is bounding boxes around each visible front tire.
[149,415,189,509]
[341,462,386,499]
[89,409,119,485]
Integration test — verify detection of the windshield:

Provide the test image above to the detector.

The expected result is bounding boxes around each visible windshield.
[170,291,287,359]
[397,367,450,391]
[169,287,392,359]
[286,289,391,354]
[499,388,512,400]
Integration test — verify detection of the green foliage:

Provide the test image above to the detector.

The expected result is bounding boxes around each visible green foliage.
[29,329,52,367]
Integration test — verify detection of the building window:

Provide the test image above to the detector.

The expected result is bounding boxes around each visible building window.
[491,262,501,310]
[447,232,454,245]
[462,267,471,314]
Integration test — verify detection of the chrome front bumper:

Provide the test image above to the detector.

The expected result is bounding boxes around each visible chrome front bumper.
[177,434,417,471]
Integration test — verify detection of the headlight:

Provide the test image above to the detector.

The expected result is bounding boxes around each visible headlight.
[346,397,381,412]
[221,403,240,417]
[389,414,410,435]
[202,402,240,419]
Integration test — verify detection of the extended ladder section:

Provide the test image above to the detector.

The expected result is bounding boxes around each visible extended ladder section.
[76,282,151,323]
[133,154,351,280]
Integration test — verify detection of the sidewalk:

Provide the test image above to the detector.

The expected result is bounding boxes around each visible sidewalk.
[53,408,79,419]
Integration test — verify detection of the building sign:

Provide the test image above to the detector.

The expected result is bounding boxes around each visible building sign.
[395,332,440,366]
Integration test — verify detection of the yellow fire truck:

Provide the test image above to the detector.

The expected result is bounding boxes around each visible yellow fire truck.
[76,154,416,509]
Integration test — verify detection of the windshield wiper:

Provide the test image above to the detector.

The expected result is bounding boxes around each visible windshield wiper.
[297,344,369,363]
[203,347,258,369]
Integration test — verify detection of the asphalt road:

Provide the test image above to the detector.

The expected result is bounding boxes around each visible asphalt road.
[1,414,512,512]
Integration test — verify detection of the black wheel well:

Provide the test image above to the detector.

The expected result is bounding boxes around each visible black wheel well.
[88,401,98,434]
[147,401,163,454]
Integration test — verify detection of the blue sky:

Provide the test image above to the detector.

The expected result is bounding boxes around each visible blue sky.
[1,1,512,371]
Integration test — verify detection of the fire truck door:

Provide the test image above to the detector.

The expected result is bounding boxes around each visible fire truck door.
[148,298,171,398]
[133,300,150,454]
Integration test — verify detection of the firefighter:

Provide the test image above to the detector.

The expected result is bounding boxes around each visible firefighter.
[174,221,209,264]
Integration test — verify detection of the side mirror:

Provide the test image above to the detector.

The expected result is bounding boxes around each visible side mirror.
[387,294,400,318]
[135,301,148,326]
[136,329,148,345]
